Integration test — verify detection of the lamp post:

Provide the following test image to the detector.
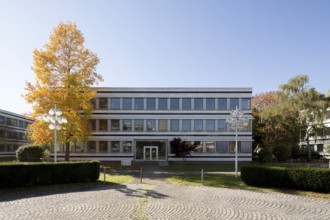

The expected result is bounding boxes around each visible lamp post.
[42,107,67,162]
[226,106,250,178]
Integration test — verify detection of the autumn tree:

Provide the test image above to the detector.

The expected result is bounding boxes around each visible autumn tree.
[24,22,103,161]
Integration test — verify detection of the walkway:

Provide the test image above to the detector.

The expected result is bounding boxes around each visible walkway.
[0,167,330,219]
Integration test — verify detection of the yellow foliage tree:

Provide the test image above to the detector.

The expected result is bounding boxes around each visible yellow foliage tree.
[24,22,103,160]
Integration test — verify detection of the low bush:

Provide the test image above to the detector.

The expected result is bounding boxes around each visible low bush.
[16,144,45,162]
[0,161,100,189]
[241,165,330,192]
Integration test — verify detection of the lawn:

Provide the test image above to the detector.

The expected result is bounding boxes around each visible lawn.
[161,163,244,172]
[167,174,330,199]
[99,173,133,184]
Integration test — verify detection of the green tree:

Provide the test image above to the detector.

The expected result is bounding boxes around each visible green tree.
[24,22,103,161]
[277,75,329,160]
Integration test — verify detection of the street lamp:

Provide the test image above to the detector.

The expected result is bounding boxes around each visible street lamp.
[226,107,250,178]
[42,107,67,162]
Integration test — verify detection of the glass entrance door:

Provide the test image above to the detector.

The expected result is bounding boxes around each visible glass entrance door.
[143,146,158,160]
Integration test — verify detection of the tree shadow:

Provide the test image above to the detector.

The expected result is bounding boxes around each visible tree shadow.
[114,185,170,199]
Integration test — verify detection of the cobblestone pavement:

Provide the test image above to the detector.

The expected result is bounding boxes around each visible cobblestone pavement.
[1,176,330,220]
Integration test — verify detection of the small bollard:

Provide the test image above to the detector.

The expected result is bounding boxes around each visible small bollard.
[104,167,106,185]
[140,167,143,183]
[201,169,204,185]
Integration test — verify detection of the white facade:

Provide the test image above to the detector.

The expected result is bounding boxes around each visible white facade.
[58,87,253,162]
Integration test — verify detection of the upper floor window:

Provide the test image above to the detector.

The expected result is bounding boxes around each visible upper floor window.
[170,98,179,110]
[123,119,132,131]
[87,141,96,153]
[170,119,179,131]
[216,141,228,153]
[111,119,120,131]
[146,98,156,110]
[99,98,108,109]
[218,98,227,110]
[111,98,120,110]
[99,141,108,153]
[218,119,227,132]
[240,141,252,153]
[206,119,215,131]
[229,98,239,110]
[182,98,191,110]
[158,98,168,110]
[242,98,251,110]
[194,119,203,131]
[123,98,132,110]
[134,98,144,110]
[206,141,215,152]
[99,119,108,131]
[206,98,215,110]
[0,116,5,124]
[182,119,191,132]
[90,98,96,109]
[147,119,156,131]
[134,119,144,131]
[194,98,203,110]
[159,119,167,131]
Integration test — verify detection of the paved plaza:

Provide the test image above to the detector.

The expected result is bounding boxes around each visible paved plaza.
[0,176,330,220]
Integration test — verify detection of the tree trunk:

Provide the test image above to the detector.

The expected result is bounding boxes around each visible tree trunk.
[65,142,70,161]
[306,135,311,161]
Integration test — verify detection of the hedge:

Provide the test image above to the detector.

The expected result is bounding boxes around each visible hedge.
[0,161,100,189]
[241,165,330,192]
[16,144,45,162]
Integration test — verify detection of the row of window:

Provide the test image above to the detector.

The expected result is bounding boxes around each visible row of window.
[90,119,252,132]
[0,116,31,128]
[0,144,21,152]
[57,140,252,154]
[0,130,27,140]
[94,97,251,111]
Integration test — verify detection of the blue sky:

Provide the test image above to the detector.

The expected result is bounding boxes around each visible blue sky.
[0,0,329,114]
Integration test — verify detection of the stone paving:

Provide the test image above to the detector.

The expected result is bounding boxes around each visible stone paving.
[1,175,330,219]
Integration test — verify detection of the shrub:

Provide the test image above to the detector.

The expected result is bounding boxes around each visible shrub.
[257,147,273,163]
[0,161,100,189]
[273,143,291,161]
[16,144,45,162]
[241,165,330,192]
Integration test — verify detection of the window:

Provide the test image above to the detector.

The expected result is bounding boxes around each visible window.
[111,98,120,110]
[194,98,203,110]
[242,98,251,110]
[123,141,132,153]
[99,98,108,109]
[170,98,179,110]
[218,98,227,110]
[218,119,227,132]
[206,141,215,152]
[110,141,120,153]
[206,120,215,131]
[158,119,167,132]
[123,119,132,131]
[111,119,120,131]
[182,119,191,132]
[87,141,96,153]
[206,98,215,110]
[147,119,156,131]
[229,141,236,152]
[99,119,108,131]
[75,142,84,152]
[89,119,96,131]
[146,98,156,110]
[99,141,108,153]
[170,119,179,131]
[0,116,5,125]
[158,98,168,110]
[182,98,191,110]
[123,98,132,110]
[134,119,144,131]
[317,144,324,152]
[240,141,252,153]
[239,120,251,132]
[134,98,144,110]
[229,98,239,110]
[90,98,96,109]
[194,141,203,152]
[194,119,203,131]
[216,141,229,153]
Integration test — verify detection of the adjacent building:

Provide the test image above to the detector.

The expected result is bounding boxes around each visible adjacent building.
[57,87,253,163]
[0,109,33,160]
